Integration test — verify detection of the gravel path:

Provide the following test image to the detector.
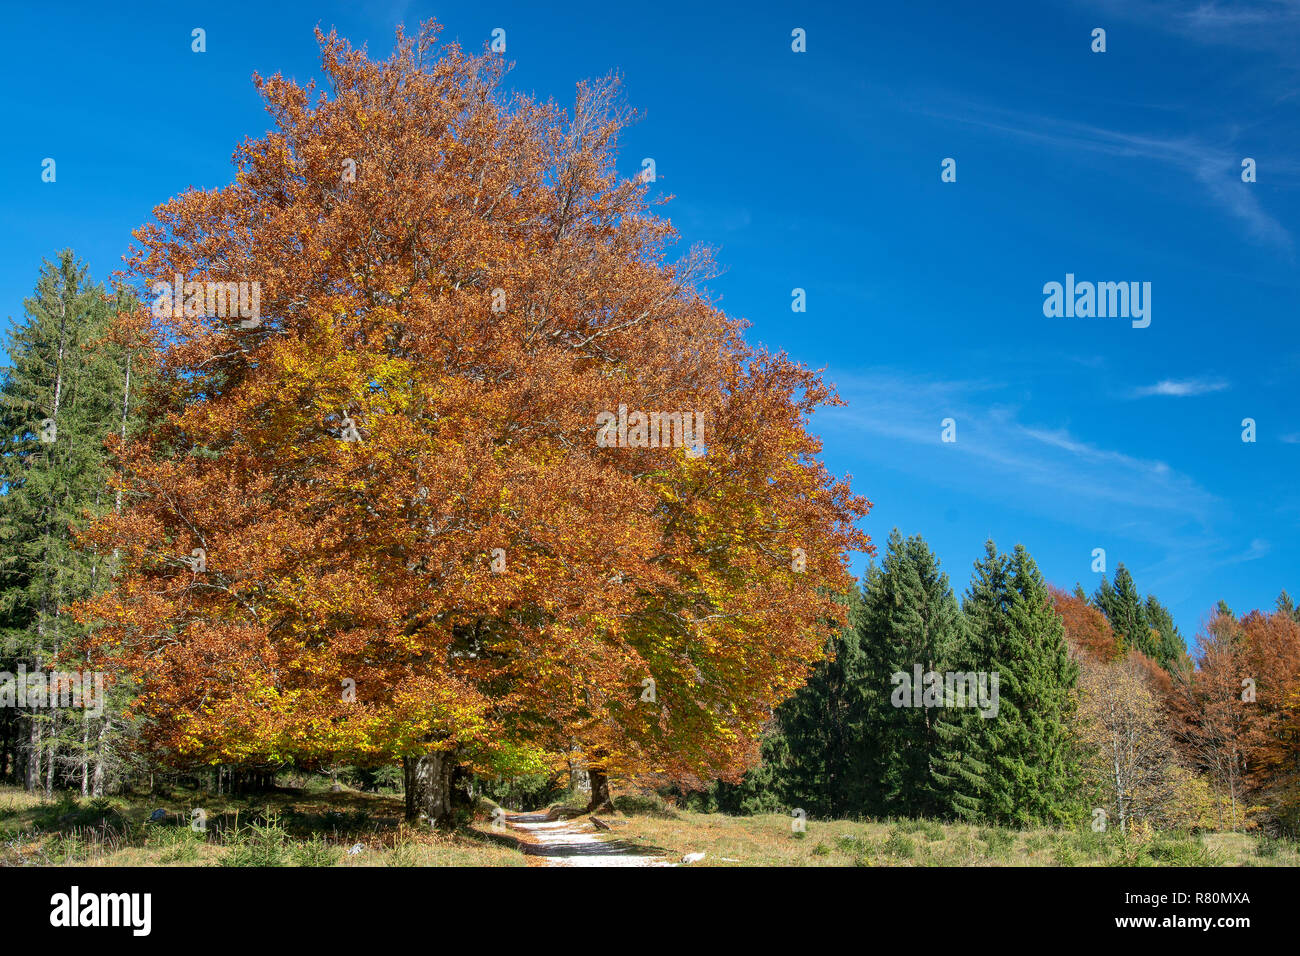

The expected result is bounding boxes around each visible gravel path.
[506,812,674,867]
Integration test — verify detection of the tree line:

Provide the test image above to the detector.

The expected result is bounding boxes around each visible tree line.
[687,530,1300,837]
[3,254,1298,839]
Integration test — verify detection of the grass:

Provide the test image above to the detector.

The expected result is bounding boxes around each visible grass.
[578,804,1300,867]
[0,785,524,867]
[4,783,1297,867]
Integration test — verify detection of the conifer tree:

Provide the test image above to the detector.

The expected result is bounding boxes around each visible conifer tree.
[1143,595,1188,674]
[1276,591,1300,625]
[858,530,973,818]
[1093,564,1150,656]
[723,535,981,821]
[1092,575,1116,621]
[0,252,133,792]
[963,542,1080,826]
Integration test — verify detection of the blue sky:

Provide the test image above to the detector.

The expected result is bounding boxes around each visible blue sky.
[1,0,1296,642]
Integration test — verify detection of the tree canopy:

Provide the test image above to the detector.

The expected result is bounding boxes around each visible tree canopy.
[71,24,871,820]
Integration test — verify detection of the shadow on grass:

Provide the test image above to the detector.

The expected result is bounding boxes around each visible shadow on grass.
[3,785,410,845]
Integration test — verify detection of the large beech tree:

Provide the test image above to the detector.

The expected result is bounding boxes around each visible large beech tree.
[75,24,870,823]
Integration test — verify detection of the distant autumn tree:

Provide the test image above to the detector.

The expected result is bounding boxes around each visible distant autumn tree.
[1051,585,1120,663]
[1171,606,1251,829]
[1076,652,1182,833]
[1238,610,1300,830]
[74,24,870,823]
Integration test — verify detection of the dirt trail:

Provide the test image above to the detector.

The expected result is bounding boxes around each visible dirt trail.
[505,811,674,867]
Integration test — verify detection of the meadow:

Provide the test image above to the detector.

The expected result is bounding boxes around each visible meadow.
[3,783,1295,868]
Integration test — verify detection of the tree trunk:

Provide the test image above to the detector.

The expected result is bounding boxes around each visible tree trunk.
[111,352,130,567]
[44,710,57,796]
[80,721,89,796]
[25,716,40,792]
[587,765,612,812]
[569,761,590,796]
[403,749,466,827]
[91,717,109,797]
[1113,752,1126,833]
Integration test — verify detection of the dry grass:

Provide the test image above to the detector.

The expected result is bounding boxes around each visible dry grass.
[586,807,1300,867]
[4,784,1295,867]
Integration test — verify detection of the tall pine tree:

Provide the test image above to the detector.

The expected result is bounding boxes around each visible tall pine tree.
[860,529,972,818]
[0,252,135,793]
[1093,563,1149,657]
[1143,594,1188,674]
[1092,564,1188,675]
[963,542,1080,826]
[1276,591,1300,625]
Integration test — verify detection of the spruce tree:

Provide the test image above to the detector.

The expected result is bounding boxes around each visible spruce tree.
[1143,594,1187,673]
[1093,563,1149,656]
[964,541,1080,826]
[0,252,132,792]
[859,530,972,818]
[1276,591,1300,625]
[1091,575,1116,623]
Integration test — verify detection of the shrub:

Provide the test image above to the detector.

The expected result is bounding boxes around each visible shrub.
[385,839,419,866]
[1052,840,1077,866]
[290,835,341,867]
[883,830,916,859]
[221,814,289,867]
[837,834,868,853]
[1138,836,1223,867]
[1256,836,1282,859]
[978,827,1015,855]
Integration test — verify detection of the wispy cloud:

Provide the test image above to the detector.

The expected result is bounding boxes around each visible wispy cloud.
[1220,538,1271,565]
[1082,0,1300,52]
[818,368,1269,630]
[933,105,1293,249]
[1131,377,1229,398]
[822,369,1218,538]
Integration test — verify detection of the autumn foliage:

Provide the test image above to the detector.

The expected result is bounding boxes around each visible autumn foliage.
[73,24,870,816]
[1238,610,1300,807]
[1050,586,1121,663]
